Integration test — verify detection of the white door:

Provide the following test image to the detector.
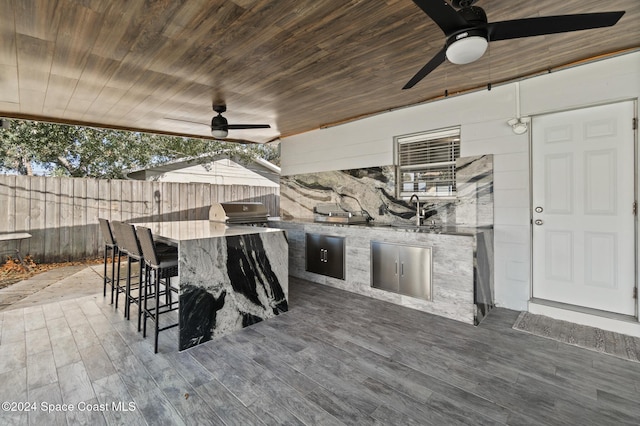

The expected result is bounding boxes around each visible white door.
[531,101,636,316]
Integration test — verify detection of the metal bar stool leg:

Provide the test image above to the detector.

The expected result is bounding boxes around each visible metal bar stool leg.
[134,261,144,322]
[115,250,123,309]
[110,247,118,305]
[154,270,161,354]
[125,256,133,319]
[143,268,150,338]
[138,262,150,332]
[103,245,109,297]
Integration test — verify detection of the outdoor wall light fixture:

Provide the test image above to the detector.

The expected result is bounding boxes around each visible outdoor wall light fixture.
[507,117,530,135]
[508,82,530,134]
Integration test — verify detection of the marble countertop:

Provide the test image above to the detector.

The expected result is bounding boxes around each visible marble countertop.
[132,220,283,244]
[358,223,491,236]
[274,219,491,236]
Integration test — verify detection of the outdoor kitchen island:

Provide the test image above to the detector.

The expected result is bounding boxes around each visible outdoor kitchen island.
[134,220,288,351]
[273,220,493,325]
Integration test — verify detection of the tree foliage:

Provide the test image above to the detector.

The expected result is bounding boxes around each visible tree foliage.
[0,119,279,179]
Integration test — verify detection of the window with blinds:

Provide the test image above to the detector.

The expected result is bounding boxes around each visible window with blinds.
[395,127,461,198]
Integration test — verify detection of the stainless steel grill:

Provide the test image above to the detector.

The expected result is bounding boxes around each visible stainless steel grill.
[209,202,269,225]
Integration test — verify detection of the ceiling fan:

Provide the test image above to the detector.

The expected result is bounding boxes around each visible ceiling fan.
[209,104,270,138]
[403,0,625,89]
[166,103,271,140]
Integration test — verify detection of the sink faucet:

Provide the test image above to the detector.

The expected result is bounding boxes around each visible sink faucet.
[409,194,421,226]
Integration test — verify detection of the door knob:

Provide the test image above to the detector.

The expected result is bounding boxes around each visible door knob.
[534,219,543,225]
[535,206,543,213]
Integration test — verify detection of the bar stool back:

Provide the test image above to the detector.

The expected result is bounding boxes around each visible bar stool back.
[98,218,118,304]
[109,221,127,311]
[136,226,179,353]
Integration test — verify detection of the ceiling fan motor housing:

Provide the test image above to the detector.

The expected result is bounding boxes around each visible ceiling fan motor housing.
[451,0,479,8]
[447,27,488,47]
[211,114,228,130]
[457,5,487,25]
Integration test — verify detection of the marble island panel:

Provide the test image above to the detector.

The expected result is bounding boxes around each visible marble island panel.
[133,220,289,351]
[178,229,289,350]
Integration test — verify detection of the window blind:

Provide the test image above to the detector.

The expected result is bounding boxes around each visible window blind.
[396,128,460,198]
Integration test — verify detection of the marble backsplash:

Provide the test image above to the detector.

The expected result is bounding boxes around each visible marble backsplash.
[280,155,493,227]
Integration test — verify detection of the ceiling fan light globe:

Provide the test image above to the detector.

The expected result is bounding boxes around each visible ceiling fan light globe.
[446,36,488,64]
[211,128,228,138]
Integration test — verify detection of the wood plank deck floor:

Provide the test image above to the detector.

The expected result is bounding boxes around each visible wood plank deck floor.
[1,276,639,425]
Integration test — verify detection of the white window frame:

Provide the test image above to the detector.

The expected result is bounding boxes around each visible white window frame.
[394,127,461,200]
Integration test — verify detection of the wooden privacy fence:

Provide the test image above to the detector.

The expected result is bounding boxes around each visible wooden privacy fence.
[0,175,280,263]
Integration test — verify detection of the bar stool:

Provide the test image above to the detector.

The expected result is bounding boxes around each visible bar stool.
[98,218,119,304]
[122,223,146,324]
[136,226,179,353]
[110,221,144,322]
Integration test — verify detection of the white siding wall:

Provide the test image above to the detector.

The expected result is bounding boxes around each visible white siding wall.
[280,52,640,311]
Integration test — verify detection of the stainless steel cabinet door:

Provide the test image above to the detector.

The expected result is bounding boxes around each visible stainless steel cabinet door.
[305,233,323,275]
[371,241,399,292]
[305,233,346,280]
[398,245,432,300]
[323,235,346,280]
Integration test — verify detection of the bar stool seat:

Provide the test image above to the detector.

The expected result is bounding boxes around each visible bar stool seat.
[155,253,179,274]
[136,226,179,353]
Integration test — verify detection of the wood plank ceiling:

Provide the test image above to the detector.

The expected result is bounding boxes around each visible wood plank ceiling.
[0,0,638,143]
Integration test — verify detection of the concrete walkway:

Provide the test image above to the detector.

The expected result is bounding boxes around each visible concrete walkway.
[0,264,105,312]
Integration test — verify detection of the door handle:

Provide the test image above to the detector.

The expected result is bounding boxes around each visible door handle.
[534,219,543,226]
[535,206,543,213]
[395,261,398,275]
[401,262,404,277]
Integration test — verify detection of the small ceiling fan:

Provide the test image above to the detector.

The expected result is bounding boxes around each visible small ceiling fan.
[209,104,270,138]
[403,0,625,89]
[166,103,271,141]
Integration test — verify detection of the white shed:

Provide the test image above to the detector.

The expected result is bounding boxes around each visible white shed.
[126,156,280,188]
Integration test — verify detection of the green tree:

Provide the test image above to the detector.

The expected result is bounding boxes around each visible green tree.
[0,120,279,178]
